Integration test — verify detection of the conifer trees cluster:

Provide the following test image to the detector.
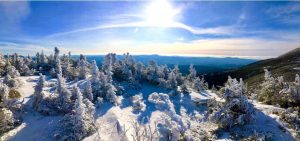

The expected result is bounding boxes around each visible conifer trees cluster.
[258,69,300,108]
[0,47,221,140]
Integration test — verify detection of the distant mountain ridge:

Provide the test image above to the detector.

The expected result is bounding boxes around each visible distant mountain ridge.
[206,47,300,89]
[75,54,256,75]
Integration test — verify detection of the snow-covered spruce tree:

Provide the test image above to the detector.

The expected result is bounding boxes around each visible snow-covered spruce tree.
[146,60,159,83]
[56,71,72,113]
[18,59,33,76]
[105,82,120,106]
[39,50,49,70]
[102,53,116,72]
[91,60,102,100]
[121,63,131,80]
[134,62,144,81]
[83,80,93,102]
[124,52,135,68]
[210,77,255,129]
[0,53,6,76]
[53,47,60,64]
[277,74,300,107]
[167,71,177,89]
[57,85,96,140]
[57,58,63,76]
[258,69,278,104]
[132,93,146,112]
[78,54,89,80]
[32,74,46,110]
[293,74,300,99]
[91,60,100,84]
[193,77,205,92]
[100,63,120,105]
[173,65,183,85]
[161,65,169,80]
[61,53,72,78]
[128,70,141,89]
[188,64,197,81]
[105,60,113,83]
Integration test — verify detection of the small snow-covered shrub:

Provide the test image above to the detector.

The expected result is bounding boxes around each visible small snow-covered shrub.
[278,111,300,138]
[132,93,146,112]
[210,77,255,129]
[156,115,186,141]
[3,75,22,88]
[148,92,173,111]
[148,93,188,140]
[0,108,18,134]
[35,96,60,115]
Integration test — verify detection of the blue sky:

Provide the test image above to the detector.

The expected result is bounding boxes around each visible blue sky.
[0,1,300,59]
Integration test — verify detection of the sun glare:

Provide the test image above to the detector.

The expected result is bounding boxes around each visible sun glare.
[144,0,180,27]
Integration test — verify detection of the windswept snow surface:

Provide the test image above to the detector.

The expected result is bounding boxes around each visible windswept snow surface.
[1,76,295,141]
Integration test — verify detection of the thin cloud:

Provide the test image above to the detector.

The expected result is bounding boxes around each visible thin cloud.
[266,3,300,25]
[0,41,52,55]
[46,21,237,38]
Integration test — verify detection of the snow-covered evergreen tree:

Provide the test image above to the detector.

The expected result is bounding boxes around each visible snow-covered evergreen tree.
[54,47,60,64]
[258,69,277,104]
[78,54,89,80]
[188,64,197,81]
[56,72,72,113]
[83,80,93,102]
[32,74,46,109]
[134,62,144,81]
[293,74,300,98]
[210,77,255,129]
[57,85,96,140]
[91,60,100,84]
[102,53,116,72]
[105,83,120,105]
[173,65,183,85]
[193,77,205,92]
[167,71,177,90]
[146,60,159,83]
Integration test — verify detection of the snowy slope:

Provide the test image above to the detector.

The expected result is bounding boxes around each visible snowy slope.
[1,76,296,141]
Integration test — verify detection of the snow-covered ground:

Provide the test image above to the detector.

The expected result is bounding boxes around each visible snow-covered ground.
[1,76,295,141]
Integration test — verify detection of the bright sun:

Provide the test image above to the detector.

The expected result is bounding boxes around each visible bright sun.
[144,0,180,27]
